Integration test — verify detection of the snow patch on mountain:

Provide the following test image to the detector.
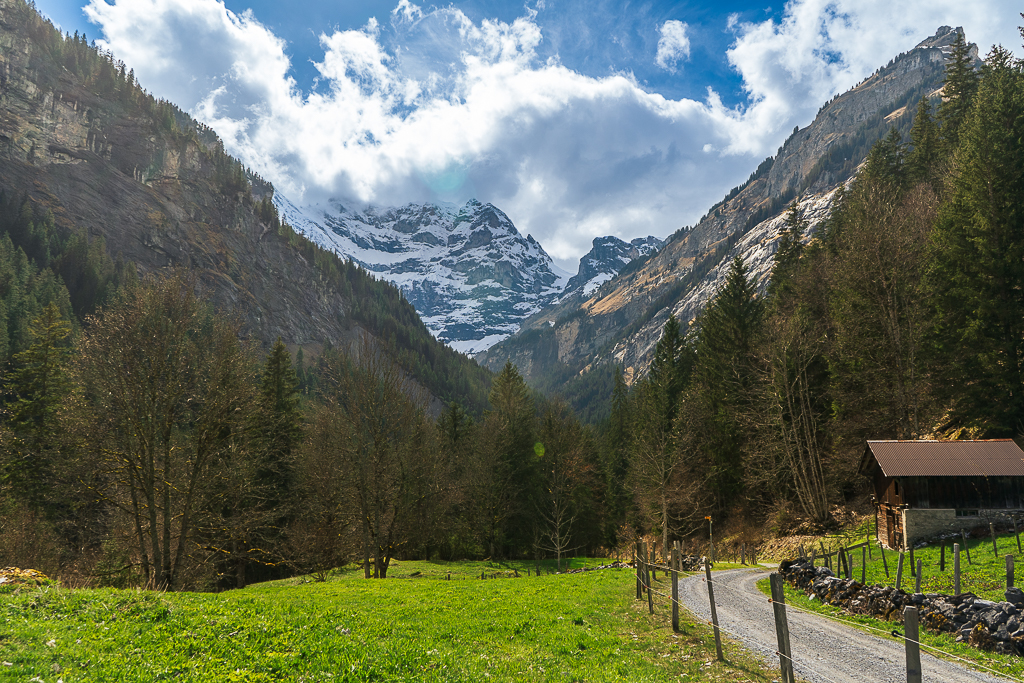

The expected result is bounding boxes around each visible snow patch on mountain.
[275,195,571,352]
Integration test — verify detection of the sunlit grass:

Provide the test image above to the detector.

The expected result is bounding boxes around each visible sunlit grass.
[0,559,779,682]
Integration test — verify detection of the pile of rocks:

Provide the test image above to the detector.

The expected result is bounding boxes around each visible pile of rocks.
[780,557,1024,655]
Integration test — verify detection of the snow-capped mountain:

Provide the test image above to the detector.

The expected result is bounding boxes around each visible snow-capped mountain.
[560,236,663,302]
[275,196,572,353]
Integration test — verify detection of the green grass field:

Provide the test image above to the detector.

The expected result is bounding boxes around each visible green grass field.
[813,526,1024,602]
[0,559,778,682]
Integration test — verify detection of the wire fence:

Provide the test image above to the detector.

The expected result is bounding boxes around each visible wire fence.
[630,541,1024,683]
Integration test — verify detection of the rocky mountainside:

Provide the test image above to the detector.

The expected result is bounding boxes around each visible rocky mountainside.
[478,26,963,388]
[0,0,491,412]
[277,197,568,354]
[278,195,663,354]
[559,236,663,304]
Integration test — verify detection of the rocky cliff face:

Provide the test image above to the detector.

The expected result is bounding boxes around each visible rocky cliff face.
[278,196,665,355]
[0,0,478,412]
[559,236,663,303]
[277,197,570,354]
[478,27,959,388]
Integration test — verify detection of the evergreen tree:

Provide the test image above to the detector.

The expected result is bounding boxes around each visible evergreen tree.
[937,29,979,153]
[907,96,939,187]
[862,127,906,186]
[2,302,72,510]
[691,256,763,506]
[926,45,1024,436]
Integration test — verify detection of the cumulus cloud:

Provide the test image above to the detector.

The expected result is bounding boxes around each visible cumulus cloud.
[655,20,690,71]
[84,0,1019,269]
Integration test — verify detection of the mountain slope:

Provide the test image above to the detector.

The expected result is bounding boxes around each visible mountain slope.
[479,26,961,394]
[0,0,491,412]
[277,197,569,354]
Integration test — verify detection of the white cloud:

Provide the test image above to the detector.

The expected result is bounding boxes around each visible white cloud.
[85,0,1020,270]
[655,20,690,71]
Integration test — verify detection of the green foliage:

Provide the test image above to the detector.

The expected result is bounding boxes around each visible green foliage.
[937,29,980,153]
[926,45,1024,436]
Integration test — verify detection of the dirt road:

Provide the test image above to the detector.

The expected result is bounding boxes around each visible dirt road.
[676,568,1012,682]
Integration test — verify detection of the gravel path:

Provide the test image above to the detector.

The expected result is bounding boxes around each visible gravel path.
[676,567,1012,683]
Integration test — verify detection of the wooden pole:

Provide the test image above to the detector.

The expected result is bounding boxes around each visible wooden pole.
[650,541,657,582]
[880,542,889,577]
[809,548,816,568]
[915,559,922,593]
[954,543,961,596]
[646,544,654,615]
[769,573,795,683]
[861,546,867,584]
[867,532,873,560]
[1014,515,1022,554]
[1008,554,1015,590]
[961,529,972,564]
[991,522,1000,558]
[705,563,724,661]
[672,546,680,632]
[904,606,922,683]
[940,543,945,572]
[896,552,905,590]
[635,542,642,599]
[909,545,916,578]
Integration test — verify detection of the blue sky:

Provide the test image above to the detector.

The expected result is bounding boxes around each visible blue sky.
[34,0,1021,270]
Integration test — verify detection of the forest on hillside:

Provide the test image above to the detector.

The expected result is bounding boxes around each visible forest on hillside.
[1,28,1023,589]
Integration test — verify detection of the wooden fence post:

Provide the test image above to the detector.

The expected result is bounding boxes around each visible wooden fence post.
[705,562,724,661]
[769,573,795,683]
[961,529,972,565]
[954,543,961,596]
[861,546,867,584]
[809,548,816,568]
[1008,555,1015,590]
[671,545,680,632]
[896,552,905,590]
[635,542,642,599]
[646,545,654,615]
[880,542,889,577]
[650,541,657,582]
[867,532,873,560]
[909,545,916,578]
[904,606,922,683]
[1014,515,1022,554]
[991,523,1000,558]
[940,543,945,572]
[915,559,922,593]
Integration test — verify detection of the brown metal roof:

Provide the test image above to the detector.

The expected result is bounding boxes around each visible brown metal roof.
[865,440,1024,477]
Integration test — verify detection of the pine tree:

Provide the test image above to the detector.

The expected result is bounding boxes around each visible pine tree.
[907,96,939,187]
[255,338,303,501]
[926,45,1024,436]
[937,29,979,153]
[2,302,72,509]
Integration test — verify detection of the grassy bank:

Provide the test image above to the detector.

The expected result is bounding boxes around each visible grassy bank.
[0,559,778,682]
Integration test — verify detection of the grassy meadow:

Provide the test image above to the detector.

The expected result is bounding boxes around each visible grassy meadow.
[810,525,1024,602]
[0,558,778,682]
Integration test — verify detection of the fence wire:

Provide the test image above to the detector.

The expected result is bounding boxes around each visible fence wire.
[633,562,1024,683]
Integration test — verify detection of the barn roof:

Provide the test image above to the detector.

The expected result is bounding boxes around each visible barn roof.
[861,440,1024,477]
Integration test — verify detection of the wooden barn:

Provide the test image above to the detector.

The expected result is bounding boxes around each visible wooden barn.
[859,440,1024,550]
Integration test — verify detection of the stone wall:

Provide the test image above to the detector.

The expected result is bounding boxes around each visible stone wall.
[903,509,1023,549]
[781,557,1024,656]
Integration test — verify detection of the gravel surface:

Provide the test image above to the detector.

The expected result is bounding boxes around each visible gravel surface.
[676,567,1011,683]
